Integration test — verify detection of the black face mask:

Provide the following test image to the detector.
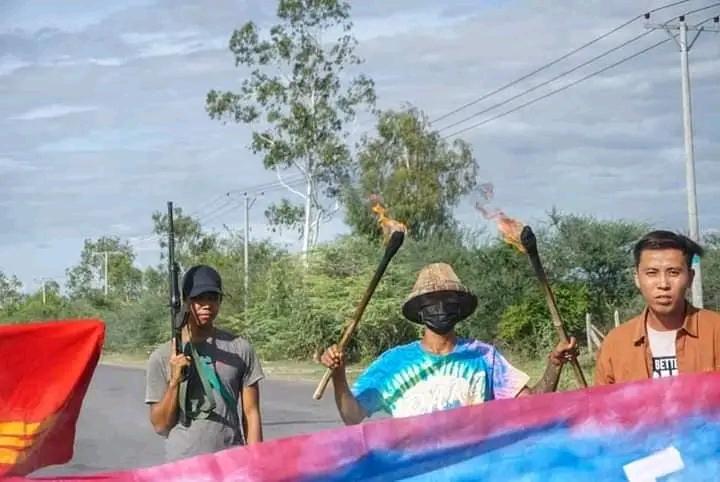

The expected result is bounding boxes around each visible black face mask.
[419,301,462,335]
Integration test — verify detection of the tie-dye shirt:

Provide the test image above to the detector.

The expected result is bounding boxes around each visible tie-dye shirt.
[352,338,529,418]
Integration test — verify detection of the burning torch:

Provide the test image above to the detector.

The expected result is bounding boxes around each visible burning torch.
[477,200,588,388]
[313,199,407,400]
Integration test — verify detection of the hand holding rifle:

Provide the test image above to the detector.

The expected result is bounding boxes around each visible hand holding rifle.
[168,349,192,388]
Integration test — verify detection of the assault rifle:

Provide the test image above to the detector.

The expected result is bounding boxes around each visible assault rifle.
[167,201,184,355]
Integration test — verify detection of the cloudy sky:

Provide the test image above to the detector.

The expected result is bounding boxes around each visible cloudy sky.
[1,0,719,291]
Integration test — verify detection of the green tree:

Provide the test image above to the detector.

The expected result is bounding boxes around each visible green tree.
[0,270,23,312]
[344,107,478,240]
[701,233,720,310]
[65,237,142,301]
[142,266,166,298]
[206,0,376,259]
[542,212,647,325]
[498,283,590,355]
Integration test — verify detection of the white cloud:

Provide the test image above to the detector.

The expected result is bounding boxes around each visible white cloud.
[37,127,169,152]
[0,156,39,173]
[120,30,226,58]
[10,103,98,120]
[1,0,720,288]
[48,56,128,67]
[0,55,31,77]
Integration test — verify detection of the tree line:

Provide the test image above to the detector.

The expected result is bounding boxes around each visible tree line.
[4,210,720,362]
[3,1,717,361]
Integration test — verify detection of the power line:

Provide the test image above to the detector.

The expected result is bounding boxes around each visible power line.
[187,175,305,219]
[437,29,655,134]
[438,3,720,135]
[430,0,693,126]
[199,198,244,226]
[186,192,233,219]
[683,1,720,16]
[442,37,673,139]
[126,176,308,245]
[199,178,306,226]
[226,175,306,196]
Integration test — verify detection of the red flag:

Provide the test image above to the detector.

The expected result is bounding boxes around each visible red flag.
[0,319,104,477]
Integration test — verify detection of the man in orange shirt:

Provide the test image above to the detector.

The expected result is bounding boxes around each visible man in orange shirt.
[595,230,720,385]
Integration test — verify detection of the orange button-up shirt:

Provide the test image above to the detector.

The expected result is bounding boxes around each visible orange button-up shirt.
[595,305,720,385]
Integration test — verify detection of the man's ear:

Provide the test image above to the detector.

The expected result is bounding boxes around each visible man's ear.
[633,269,641,290]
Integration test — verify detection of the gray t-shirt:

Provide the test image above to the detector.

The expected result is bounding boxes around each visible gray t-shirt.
[145,328,264,461]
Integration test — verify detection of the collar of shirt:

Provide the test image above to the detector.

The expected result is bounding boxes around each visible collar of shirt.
[631,303,699,345]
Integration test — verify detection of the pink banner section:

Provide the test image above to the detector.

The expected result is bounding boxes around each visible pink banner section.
[11,372,720,481]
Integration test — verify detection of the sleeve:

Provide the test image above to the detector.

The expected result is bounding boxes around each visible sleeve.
[241,342,265,387]
[351,354,392,416]
[145,348,168,404]
[486,346,530,400]
[594,340,614,386]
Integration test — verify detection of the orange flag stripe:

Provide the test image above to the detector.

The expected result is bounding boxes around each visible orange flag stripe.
[0,417,56,466]
[0,421,41,437]
[0,446,29,466]
[0,417,53,437]
[0,435,36,449]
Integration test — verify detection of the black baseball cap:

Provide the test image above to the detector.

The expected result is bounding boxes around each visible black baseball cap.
[182,265,223,299]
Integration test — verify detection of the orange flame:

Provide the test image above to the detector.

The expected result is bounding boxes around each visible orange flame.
[476,202,525,253]
[370,195,407,242]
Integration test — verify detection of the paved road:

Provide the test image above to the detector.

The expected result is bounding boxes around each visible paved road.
[35,364,344,477]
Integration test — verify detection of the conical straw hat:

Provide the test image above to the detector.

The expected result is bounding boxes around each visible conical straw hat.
[402,263,478,323]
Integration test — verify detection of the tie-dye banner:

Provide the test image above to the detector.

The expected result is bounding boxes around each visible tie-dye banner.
[10,369,720,481]
[0,320,104,477]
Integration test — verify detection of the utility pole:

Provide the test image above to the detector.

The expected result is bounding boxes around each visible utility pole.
[91,251,124,297]
[243,191,263,314]
[645,13,720,308]
[33,277,53,305]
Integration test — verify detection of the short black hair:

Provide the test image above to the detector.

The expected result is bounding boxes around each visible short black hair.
[633,230,704,268]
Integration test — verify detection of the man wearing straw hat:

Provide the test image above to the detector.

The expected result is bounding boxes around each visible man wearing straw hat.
[320,262,577,424]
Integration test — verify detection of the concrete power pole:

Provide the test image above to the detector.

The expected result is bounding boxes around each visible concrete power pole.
[646,14,720,308]
[33,277,53,305]
[243,192,263,314]
[92,251,123,297]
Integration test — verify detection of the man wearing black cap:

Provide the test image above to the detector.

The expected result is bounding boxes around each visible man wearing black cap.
[145,265,264,461]
[320,263,577,424]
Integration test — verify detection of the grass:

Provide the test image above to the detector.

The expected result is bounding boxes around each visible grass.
[100,350,149,368]
[100,350,366,382]
[100,348,595,388]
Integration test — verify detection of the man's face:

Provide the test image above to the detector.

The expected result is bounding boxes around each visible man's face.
[189,292,221,327]
[634,248,693,316]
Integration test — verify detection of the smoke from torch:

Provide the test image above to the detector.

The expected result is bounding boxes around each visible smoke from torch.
[474,183,525,253]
